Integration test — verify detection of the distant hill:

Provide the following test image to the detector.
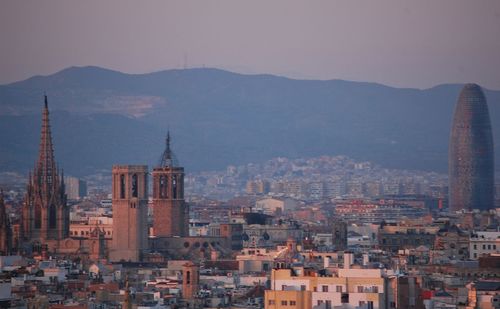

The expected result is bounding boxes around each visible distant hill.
[0,66,499,176]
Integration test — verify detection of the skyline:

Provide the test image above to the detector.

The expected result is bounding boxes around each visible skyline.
[1,1,500,89]
[1,2,500,308]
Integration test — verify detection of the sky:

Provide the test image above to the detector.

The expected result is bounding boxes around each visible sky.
[1,0,500,89]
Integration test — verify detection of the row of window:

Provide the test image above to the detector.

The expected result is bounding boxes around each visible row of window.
[320,285,343,293]
[317,299,373,307]
[268,300,297,306]
[118,174,184,199]
[69,230,112,236]
[472,244,498,250]
[281,284,378,293]
[381,238,430,245]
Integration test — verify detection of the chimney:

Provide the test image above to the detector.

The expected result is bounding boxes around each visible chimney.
[344,252,353,269]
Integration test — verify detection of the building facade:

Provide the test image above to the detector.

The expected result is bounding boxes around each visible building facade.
[265,267,386,309]
[469,231,500,260]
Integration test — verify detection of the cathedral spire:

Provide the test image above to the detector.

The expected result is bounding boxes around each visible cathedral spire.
[23,95,68,243]
[159,131,178,167]
[36,95,57,196]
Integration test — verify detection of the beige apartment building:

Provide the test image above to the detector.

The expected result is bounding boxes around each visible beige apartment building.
[265,265,386,309]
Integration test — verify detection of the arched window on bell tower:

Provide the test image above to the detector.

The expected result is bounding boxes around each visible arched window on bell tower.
[160,175,168,198]
[179,174,184,199]
[172,175,177,199]
[132,174,138,198]
[120,174,125,199]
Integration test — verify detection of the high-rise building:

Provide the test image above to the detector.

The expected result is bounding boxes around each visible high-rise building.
[22,96,69,243]
[331,220,347,250]
[0,190,12,255]
[64,176,87,200]
[449,84,494,211]
[110,165,148,262]
[152,133,188,237]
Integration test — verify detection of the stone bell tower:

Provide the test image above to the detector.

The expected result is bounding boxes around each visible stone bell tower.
[152,132,188,237]
[182,261,199,300]
[110,165,148,262]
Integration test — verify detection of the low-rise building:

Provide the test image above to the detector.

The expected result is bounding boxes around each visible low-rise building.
[469,231,500,260]
[265,266,387,309]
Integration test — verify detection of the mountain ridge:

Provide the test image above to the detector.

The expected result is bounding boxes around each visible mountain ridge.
[0,66,498,176]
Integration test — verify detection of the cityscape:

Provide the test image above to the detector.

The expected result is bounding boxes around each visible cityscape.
[1,2,500,309]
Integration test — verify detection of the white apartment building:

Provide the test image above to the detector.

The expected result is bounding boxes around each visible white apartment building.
[469,231,500,260]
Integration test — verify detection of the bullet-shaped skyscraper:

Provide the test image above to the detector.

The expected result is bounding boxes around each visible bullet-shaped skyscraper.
[449,84,494,211]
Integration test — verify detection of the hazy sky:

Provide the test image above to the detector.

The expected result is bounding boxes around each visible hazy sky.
[1,0,500,89]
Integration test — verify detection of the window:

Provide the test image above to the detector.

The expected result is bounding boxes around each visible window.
[367,301,374,309]
[268,300,275,305]
[159,175,168,198]
[300,285,306,291]
[341,293,349,303]
[186,271,191,284]
[120,174,125,198]
[474,244,477,250]
[290,301,296,306]
[360,301,366,307]
[336,286,343,293]
[488,244,492,250]
[372,286,379,293]
[325,300,332,309]
[49,205,56,229]
[35,205,41,229]
[179,175,184,199]
[172,175,177,199]
[494,245,497,250]
[483,245,486,250]
[132,174,138,198]
[317,300,324,306]
[281,285,287,290]
[357,286,364,292]
[281,300,287,306]
[322,285,329,292]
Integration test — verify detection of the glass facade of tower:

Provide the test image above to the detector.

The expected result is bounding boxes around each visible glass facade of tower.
[449,84,494,211]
